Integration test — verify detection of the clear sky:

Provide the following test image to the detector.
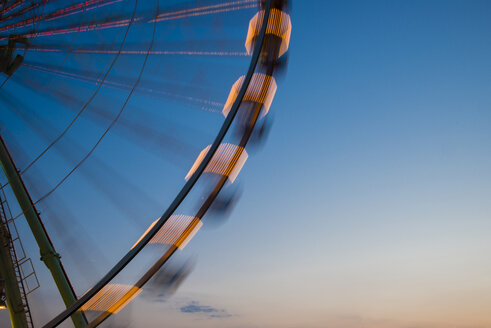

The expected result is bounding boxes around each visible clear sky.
[2,1,491,327]
[151,1,491,327]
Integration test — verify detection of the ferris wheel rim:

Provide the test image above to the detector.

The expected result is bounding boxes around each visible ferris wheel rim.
[41,1,275,327]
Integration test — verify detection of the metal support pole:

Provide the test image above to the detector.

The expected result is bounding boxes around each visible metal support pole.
[0,135,87,328]
[0,230,28,328]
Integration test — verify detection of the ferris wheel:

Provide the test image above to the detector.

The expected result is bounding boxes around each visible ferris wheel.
[0,0,291,327]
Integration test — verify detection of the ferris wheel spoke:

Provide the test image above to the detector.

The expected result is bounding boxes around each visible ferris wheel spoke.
[150,0,256,23]
[15,69,201,164]
[0,0,25,18]
[20,60,224,114]
[25,45,248,56]
[19,0,159,209]
[0,0,44,23]
[0,0,256,40]
[39,9,129,95]
[17,0,139,175]
[0,0,122,32]
[1,88,165,230]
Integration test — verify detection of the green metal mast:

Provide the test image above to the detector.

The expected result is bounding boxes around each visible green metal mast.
[0,135,87,328]
[0,228,28,328]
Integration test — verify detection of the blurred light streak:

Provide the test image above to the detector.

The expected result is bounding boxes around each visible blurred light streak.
[186,143,248,183]
[245,8,291,57]
[2,18,135,40]
[0,1,47,23]
[175,217,202,249]
[0,0,29,19]
[151,0,256,22]
[132,215,202,250]
[22,63,223,111]
[44,0,123,22]
[154,0,255,19]
[0,0,24,17]
[0,0,123,32]
[223,72,277,117]
[80,284,141,314]
[25,47,248,56]
[0,0,257,40]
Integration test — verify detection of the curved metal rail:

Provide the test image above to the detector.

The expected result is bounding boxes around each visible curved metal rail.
[42,1,274,327]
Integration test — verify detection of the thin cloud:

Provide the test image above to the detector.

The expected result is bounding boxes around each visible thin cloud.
[180,301,232,318]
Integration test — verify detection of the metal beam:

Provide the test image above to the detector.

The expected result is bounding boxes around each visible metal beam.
[0,225,28,328]
[0,134,87,328]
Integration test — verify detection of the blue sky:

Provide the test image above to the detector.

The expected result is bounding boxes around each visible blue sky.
[2,0,491,327]
[162,1,491,327]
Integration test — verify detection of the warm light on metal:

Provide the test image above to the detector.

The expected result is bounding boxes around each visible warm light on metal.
[0,279,6,310]
[132,215,202,250]
[80,284,141,314]
[222,73,277,118]
[186,143,248,183]
[245,8,291,58]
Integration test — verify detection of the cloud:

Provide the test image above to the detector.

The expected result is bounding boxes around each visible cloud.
[150,298,168,303]
[180,301,232,318]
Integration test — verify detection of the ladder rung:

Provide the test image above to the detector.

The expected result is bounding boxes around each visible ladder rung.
[23,272,35,279]
[18,258,29,266]
[1,197,36,327]
[26,285,40,295]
